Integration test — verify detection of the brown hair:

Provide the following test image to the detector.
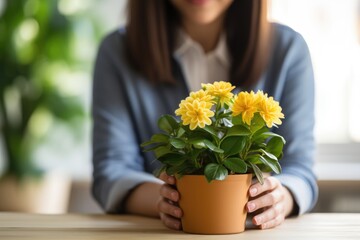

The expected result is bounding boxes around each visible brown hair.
[126,0,272,87]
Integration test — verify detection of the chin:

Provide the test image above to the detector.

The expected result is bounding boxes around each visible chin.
[185,12,220,26]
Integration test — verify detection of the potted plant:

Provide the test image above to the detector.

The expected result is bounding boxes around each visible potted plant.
[0,0,88,213]
[142,81,285,234]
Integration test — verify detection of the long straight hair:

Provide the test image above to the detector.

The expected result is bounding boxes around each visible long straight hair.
[126,0,272,87]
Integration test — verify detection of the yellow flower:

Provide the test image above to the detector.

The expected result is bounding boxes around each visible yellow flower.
[175,99,214,130]
[201,81,235,106]
[255,90,267,102]
[232,91,259,125]
[175,99,188,117]
[187,89,215,104]
[258,96,285,128]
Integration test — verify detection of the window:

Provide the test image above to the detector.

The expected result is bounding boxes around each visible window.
[270,0,360,143]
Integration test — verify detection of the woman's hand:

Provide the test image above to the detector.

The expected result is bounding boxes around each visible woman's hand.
[158,172,183,230]
[247,176,295,229]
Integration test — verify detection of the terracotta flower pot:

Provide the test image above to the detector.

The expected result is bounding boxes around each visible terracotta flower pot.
[176,174,252,234]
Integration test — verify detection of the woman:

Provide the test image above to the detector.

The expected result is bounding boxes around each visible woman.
[92,0,318,230]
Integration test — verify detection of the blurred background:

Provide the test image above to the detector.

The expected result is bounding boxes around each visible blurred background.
[0,0,359,214]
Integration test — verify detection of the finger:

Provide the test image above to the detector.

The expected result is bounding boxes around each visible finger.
[260,214,285,229]
[160,184,180,202]
[249,177,280,197]
[159,172,176,185]
[252,202,284,226]
[159,212,182,230]
[158,198,183,218]
[247,188,283,213]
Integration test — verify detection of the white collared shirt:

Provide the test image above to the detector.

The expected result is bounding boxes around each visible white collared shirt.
[174,31,230,92]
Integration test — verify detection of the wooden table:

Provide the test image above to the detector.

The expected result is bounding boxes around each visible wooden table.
[0,213,359,239]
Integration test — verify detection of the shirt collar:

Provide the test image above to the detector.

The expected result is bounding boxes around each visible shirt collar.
[174,30,230,68]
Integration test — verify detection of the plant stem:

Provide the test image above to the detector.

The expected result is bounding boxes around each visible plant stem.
[214,98,221,127]
[242,137,253,160]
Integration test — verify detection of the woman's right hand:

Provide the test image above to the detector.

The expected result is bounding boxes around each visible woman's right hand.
[158,172,183,230]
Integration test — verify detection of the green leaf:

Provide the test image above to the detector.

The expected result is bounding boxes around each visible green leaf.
[220,136,246,156]
[223,157,247,173]
[142,143,166,152]
[169,138,186,149]
[158,115,178,134]
[141,134,168,150]
[159,153,187,166]
[188,138,224,153]
[251,127,268,144]
[218,112,231,118]
[189,148,203,159]
[166,163,195,176]
[258,164,272,173]
[188,138,206,148]
[253,131,286,145]
[266,137,284,158]
[176,127,186,137]
[203,139,224,153]
[246,155,262,165]
[248,142,266,152]
[204,163,228,182]
[140,134,168,147]
[192,142,206,149]
[232,115,244,125]
[202,125,218,138]
[140,140,154,147]
[258,155,281,174]
[225,125,251,138]
[151,133,169,143]
[259,149,278,161]
[166,166,180,176]
[248,162,264,184]
[250,113,265,133]
[154,146,172,158]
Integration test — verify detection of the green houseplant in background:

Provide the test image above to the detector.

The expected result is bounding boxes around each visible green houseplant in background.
[0,0,99,212]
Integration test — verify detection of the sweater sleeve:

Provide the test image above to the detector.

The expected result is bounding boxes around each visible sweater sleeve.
[91,33,162,213]
[273,30,318,214]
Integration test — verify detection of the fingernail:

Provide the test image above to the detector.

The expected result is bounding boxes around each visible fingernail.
[247,202,255,212]
[174,222,180,229]
[171,192,178,201]
[168,177,174,184]
[174,209,181,217]
[250,187,257,196]
[255,216,262,225]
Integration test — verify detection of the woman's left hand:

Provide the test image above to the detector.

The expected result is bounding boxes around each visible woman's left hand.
[247,176,295,229]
